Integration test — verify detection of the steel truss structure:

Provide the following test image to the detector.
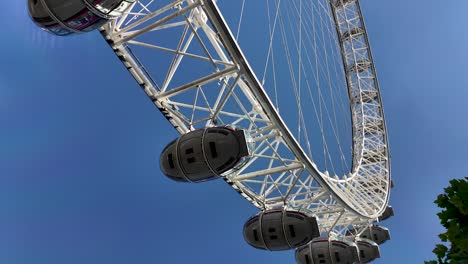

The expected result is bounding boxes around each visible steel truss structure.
[99,0,390,234]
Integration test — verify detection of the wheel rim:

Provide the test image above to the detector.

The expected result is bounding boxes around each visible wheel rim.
[99,0,391,234]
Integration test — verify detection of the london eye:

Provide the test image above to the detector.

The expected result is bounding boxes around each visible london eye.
[27,0,393,262]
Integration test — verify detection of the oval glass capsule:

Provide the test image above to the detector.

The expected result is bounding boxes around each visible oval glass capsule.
[27,0,135,36]
[295,238,360,264]
[243,209,320,251]
[160,126,252,182]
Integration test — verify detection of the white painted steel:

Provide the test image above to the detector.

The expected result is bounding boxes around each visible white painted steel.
[99,0,391,233]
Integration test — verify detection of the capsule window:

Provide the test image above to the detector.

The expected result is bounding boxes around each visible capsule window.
[253,230,259,241]
[318,254,325,258]
[360,250,366,259]
[319,260,326,264]
[209,142,218,158]
[288,225,296,238]
[187,157,196,163]
[335,252,341,262]
[268,228,276,233]
[185,148,194,154]
[373,233,378,241]
[305,255,311,264]
[168,154,175,169]
[270,235,278,240]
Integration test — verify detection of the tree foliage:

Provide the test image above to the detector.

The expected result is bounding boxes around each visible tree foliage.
[425,177,468,263]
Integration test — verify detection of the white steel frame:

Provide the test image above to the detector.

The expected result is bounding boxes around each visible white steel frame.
[99,0,390,233]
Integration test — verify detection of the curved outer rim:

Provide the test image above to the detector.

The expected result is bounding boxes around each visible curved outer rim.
[98,0,391,220]
[201,0,390,218]
[355,0,392,212]
[325,0,391,216]
[199,0,365,217]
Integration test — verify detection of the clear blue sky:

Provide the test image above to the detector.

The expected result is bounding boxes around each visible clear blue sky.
[2,1,468,263]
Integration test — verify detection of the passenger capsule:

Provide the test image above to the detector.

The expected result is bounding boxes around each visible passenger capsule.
[347,225,391,245]
[355,238,381,263]
[378,206,394,222]
[295,238,360,264]
[243,209,320,251]
[160,127,251,182]
[27,0,135,36]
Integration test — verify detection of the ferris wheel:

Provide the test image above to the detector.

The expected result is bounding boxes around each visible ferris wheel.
[27,0,393,262]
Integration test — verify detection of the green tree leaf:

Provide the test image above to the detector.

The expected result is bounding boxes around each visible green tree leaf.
[433,244,448,259]
[428,177,468,263]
